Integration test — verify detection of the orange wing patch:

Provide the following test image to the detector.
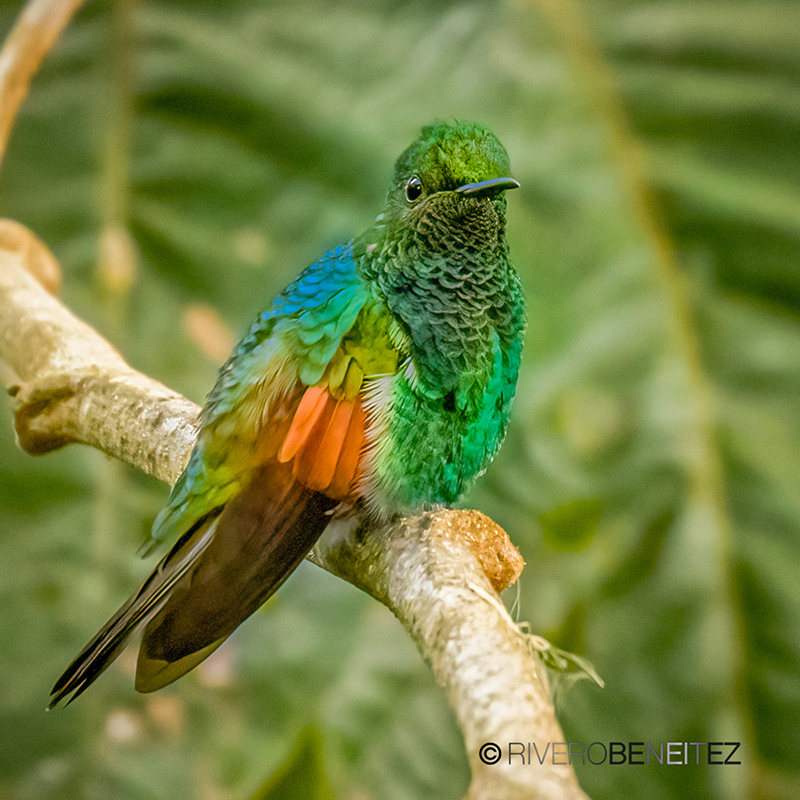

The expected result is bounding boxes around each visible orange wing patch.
[277,386,365,500]
[278,386,329,462]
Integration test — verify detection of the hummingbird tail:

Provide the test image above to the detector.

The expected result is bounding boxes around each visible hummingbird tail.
[48,510,222,708]
[134,459,337,693]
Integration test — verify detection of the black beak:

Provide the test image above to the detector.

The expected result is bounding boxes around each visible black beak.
[454,177,520,197]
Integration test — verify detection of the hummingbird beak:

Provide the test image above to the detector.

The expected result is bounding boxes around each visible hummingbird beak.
[454,177,520,197]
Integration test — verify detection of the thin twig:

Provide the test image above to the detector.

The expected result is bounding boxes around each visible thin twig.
[0,0,86,168]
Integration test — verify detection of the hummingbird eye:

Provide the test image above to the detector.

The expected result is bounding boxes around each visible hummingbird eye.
[404,176,423,203]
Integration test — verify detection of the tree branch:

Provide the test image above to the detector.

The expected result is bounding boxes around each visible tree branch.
[313,511,591,800]
[0,0,86,166]
[1,226,590,800]
[0,219,199,482]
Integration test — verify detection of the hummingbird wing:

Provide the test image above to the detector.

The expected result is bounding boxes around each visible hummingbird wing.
[50,245,401,706]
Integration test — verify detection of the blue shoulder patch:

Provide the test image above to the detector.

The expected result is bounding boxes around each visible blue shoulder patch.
[147,243,368,552]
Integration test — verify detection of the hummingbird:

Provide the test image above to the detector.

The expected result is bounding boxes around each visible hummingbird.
[49,120,525,707]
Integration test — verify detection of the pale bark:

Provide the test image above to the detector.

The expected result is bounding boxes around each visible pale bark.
[0,0,87,166]
[0,221,199,480]
[313,510,591,800]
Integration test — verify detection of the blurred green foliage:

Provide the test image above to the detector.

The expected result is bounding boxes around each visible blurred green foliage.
[250,727,332,800]
[1,0,799,798]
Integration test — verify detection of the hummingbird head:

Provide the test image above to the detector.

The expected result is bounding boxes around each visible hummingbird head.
[392,120,517,201]
[382,120,518,232]
[366,120,519,263]
[362,120,517,275]
[362,121,521,391]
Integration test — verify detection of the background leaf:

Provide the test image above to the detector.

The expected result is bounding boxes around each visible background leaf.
[250,727,332,800]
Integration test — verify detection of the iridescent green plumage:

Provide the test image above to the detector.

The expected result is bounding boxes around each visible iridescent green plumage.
[50,121,525,706]
[358,121,524,511]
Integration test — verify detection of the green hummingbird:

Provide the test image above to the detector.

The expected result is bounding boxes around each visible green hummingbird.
[50,120,525,706]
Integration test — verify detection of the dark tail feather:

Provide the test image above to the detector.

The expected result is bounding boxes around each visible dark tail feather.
[50,460,335,706]
[136,460,337,692]
[48,511,221,709]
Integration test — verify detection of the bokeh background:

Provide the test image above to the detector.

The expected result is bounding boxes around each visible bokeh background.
[1,0,799,798]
